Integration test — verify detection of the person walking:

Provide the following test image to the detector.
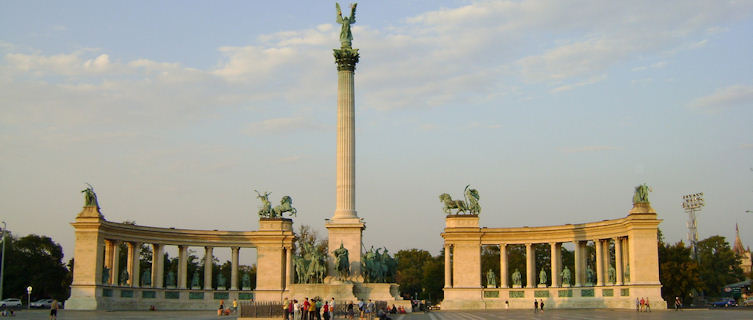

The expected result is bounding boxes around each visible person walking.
[218,300,225,317]
[534,299,538,313]
[635,298,640,312]
[323,302,331,320]
[308,299,317,320]
[49,300,59,320]
[283,297,291,320]
[330,297,336,320]
[640,297,645,312]
[367,300,375,320]
[232,299,238,314]
[645,297,651,312]
[347,301,354,320]
[316,298,323,320]
[303,298,311,320]
[505,300,509,310]
[294,300,301,320]
[674,297,681,311]
[539,299,544,312]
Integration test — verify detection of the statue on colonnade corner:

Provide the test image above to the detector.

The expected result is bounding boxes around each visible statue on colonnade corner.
[81,183,99,208]
[439,185,480,215]
[586,265,595,284]
[608,265,616,283]
[255,190,297,218]
[632,183,651,204]
[539,268,547,286]
[334,243,350,280]
[120,270,129,286]
[336,2,357,48]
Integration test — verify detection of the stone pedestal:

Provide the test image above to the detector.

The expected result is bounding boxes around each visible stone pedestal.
[537,284,547,288]
[512,285,522,288]
[326,218,365,281]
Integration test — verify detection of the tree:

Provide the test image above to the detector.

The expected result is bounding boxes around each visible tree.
[0,234,70,301]
[395,249,432,299]
[697,235,745,295]
[659,240,702,304]
[421,253,444,304]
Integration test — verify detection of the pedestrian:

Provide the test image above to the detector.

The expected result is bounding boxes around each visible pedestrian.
[294,300,301,320]
[358,299,364,319]
[218,299,225,316]
[308,299,317,320]
[539,299,544,312]
[284,297,291,320]
[534,299,538,313]
[505,300,509,310]
[50,299,59,320]
[330,297,336,320]
[347,301,355,320]
[635,298,640,312]
[316,298,323,320]
[304,298,311,320]
[367,299,375,320]
[674,297,681,311]
[645,297,651,312]
[640,297,645,312]
[233,299,238,314]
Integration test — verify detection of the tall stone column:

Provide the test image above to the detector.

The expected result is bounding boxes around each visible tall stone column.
[128,242,141,287]
[231,247,240,290]
[111,241,120,286]
[327,46,365,281]
[614,237,623,285]
[499,244,508,288]
[525,243,535,288]
[204,246,213,290]
[574,241,583,287]
[178,245,188,289]
[444,245,452,288]
[550,242,561,287]
[595,239,604,286]
[104,240,114,285]
[151,243,164,288]
[285,247,292,290]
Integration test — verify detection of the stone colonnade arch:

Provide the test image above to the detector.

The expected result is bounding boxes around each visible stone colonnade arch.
[442,202,665,309]
[67,205,295,310]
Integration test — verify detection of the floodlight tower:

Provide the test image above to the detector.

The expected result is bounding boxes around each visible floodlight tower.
[682,192,704,261]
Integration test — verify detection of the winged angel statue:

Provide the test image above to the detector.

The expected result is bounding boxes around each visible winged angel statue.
[336,2,357,48]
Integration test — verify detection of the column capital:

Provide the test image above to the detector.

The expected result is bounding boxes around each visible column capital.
[333,47,360,71]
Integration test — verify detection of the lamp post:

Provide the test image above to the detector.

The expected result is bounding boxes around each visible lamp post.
[26,286,31,309]
[682,193,704,262]
[0,221,5,301]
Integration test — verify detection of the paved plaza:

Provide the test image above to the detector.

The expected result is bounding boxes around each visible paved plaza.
[6,309,753,320]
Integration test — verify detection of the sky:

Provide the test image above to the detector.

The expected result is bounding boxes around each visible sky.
[1,0,752,265]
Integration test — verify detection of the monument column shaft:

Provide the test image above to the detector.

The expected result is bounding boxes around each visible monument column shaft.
[550,242,560,287]
[614,237,623,285]
[595,239,604,286]
[335,69,357,218]
[128,242,141,287]
[499,244,508,288]
[231,247,239,290]
[574,241,583,286]
[204,246,213,290]
[444,245,452,288]
[178,245,188,289]
[525,243,535,288]
[151,243,164,288]
[111,241,120,286]
[285,247,292,289]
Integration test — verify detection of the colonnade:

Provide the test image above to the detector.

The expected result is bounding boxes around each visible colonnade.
[444,237,630,289]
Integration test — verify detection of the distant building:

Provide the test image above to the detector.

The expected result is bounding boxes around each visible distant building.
[733,224,752,275]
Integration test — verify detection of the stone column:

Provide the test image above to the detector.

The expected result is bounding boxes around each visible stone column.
[550,242,561,287]
[499,244,508,288]
[128,242,141,287]
[111,241,120,286]
[104,240,114,285]
[525,243,535,288]
[284,247,292,290]
[444,245,452,288]
[622,237,630,284]
[178,245,188,289]
[614,237,623,285]
[204,246,213,290]
[574,241,583,286]
[603,239,611,284]
[595,239,604,286]
[151,243,164,288]
[231,247,240,290]
[333,47,360,220]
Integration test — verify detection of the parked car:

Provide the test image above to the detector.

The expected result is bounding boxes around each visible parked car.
[710,298,737,308]
[0,298,22,309]
[30,299,54,309]
[743,297,753,306]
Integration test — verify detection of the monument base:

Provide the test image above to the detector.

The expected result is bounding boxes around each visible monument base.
[537,284,548,288]
[288,283,407,310]
[512,285,522,288]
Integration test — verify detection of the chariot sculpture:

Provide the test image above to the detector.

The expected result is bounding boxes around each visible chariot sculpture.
[439,185,480,215]
[255,190,297,218]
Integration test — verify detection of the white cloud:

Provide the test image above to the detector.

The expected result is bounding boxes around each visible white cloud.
[560,146,619,153]
[551,74,606,93]
[689,84,753,111]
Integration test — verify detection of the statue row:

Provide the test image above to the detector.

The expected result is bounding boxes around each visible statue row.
[488,264,630,287]
[362,246,397,283]
[103,267,253,289]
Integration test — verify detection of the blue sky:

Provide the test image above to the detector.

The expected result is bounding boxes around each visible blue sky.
[1,0,752,264]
